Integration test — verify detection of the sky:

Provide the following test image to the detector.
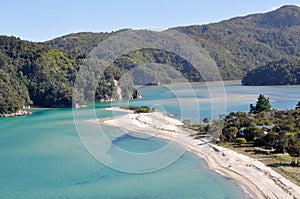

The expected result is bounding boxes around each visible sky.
[0,0,300,42]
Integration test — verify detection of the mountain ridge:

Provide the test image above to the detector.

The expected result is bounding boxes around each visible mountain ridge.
[1,5,300,114]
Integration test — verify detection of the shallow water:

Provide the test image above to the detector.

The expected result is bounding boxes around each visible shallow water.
[0,83,299,198]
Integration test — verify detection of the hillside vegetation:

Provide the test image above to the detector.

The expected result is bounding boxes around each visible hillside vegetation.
[48,5,300,82]
[0,36,78,114]
[242,57,300,85]
[1,5,300,114]
[173,5,300,80]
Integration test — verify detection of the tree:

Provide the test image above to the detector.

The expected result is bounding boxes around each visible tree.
[263,131,278,148]
[250,94,271,113]
[287,137,300,166]
[203,118,209,123]
[274,131,288,153]
[296,101,300,110]
[250,104,255,113]
[243,126,261,142]
[222,126,238,142]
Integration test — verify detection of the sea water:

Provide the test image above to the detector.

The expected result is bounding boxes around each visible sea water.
[0,83,299,198]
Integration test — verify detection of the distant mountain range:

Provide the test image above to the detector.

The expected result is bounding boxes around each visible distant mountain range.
[1,5,300,114]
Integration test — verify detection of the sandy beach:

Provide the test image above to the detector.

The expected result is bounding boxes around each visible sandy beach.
[99,108,300,199]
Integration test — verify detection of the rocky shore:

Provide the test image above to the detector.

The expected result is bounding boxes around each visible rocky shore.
[0,110,32,117]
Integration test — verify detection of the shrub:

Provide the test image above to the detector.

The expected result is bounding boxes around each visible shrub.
[137,106,150,113]
[235,138,247,144]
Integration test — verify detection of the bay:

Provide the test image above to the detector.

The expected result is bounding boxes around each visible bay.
[0,83,299,198]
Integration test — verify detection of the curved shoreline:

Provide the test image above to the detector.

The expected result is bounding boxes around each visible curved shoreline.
[98,109,300,199]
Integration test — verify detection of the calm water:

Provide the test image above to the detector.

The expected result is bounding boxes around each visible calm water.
[0,83,299,198]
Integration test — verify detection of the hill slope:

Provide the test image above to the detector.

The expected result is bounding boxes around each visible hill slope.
[242,57,300,86]
[0,36,78,114]
[1,5,300,114]
[172,5,300,79]
[47,5,300,81]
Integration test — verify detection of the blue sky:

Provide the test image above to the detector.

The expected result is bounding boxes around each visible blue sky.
[1,0,299,41]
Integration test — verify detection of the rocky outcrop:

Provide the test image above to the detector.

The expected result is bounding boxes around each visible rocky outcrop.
[112,79,142,101]
[133,89,142,99]
[0,110,32,117]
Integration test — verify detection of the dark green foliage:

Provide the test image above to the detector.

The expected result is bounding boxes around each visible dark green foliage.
[250,94,271,113]
[263,132,279,148]
[243,126,264,142]
[2,5,300,114]
[254,5,300,28]
[214,96,300,156]
[242,58,300,86]
[46,30,128,55]
[217,105,300,155]
[296,101,300,110]
[287,137,300,166]
[222,126,238,142]
[113,48,203,83]
[0,69,31,114]
[0,36,78,113]
[173,6,300,80]
[203,118,209,123]
[48,6,300,82]
[137,106,151,113]
[121,106,151,113]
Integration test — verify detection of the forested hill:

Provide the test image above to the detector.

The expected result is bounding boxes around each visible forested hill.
[1,5,300,114]
[46,29,129,55]
[0,36,79,114]
[242,57,300,86]
[172,5,300,80]
[47,5,300,81]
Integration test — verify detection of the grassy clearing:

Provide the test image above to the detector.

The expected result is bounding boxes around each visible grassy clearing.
[218,142,300,186]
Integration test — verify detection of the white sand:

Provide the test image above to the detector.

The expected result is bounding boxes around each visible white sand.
[103,107,134,113]
[99,109,300,199]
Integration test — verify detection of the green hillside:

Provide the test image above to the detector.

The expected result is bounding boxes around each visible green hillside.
[47,5,300,81]
[172,5,300,80]
[0,36,78,114]
[242,57,300,86]
[46,29,128,55]
[1,5,300,114]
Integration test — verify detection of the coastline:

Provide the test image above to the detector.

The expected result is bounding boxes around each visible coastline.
[98,108,300,199]
[0,110,32,117]
[138,80,242,87]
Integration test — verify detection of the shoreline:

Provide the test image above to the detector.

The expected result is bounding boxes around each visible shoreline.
[98,108,300,199]
[0,110,32,117]
[136,80,242,87]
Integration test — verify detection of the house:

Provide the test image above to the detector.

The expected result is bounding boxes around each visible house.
[257,125,274,132]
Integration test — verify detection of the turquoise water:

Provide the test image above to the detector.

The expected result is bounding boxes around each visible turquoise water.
[0,83,299,198]
[125,83,300,122]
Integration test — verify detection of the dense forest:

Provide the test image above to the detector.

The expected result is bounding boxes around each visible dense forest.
[172,5,300,80]
[0,36,78,114]
[48,5,300,82]
[242,57,300,85]
[1,5,300,114]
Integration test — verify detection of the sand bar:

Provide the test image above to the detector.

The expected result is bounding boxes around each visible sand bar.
[98,108,300,199]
